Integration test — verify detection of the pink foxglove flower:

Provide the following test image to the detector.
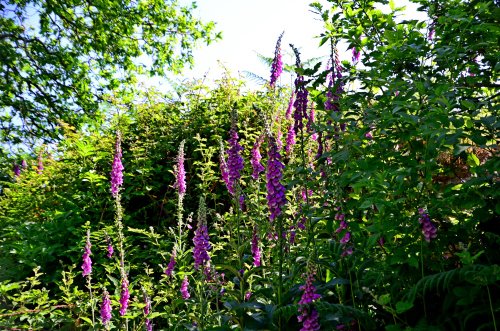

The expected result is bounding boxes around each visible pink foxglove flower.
[419,208,437,242]
[13,163,20,177]
[269,32,284,88]
[193,210,211,272]
[82,230,92,277]
[165,251,176,277]
[226,127,244,196]
[110,132,124,197]
[285,123,296,155]
[37,153,44,174]
[180,276,190,300]
[119,278,130,316]
[298,266,321,331]
[174,140,186,196]
[250,137,265,180]
[143,291,153,331]
[251,227,261,267]
[266,136,286,222]
[100,288,112,325]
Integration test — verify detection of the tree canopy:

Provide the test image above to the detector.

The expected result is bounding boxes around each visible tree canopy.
[0,0,219,147]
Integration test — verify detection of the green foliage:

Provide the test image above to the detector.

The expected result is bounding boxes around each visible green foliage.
[0,0,499,330]
[0,0,220,146]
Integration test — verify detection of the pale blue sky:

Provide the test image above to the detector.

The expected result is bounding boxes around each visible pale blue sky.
[152,0,427,90]
[176,0,330,87]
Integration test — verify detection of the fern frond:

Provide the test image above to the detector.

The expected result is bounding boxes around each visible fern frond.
[242,71,268,85]
[273,303,299,322]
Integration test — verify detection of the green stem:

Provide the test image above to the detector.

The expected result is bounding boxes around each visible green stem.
[420,241,427,319]
[486,285,497,331]
[87,276,95,326]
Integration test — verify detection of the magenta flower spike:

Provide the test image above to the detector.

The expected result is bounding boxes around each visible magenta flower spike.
[143,292,153,331]
[270,32,284,88]
[219,142,231,193]
[107,244,114,258]
[174,140,186,197]
[21,159,28,169]
[418,208,437,242]
[110,132,124,197]
[352,47,361,63]
[37,153,44,174]
[266,135,287,222]
[180,275,190,300]
[250,136,265,180]
[119,278,130,316]
[298,266,321,331]
[13,163,20,177]
[226,127,244,196]
[165,251,176,277]
[82,230,92,277]
[193,220,211,271]
[285,92,295,120]
[100,288,112,325]
[285,123,296,155]
[251,227,261,267]
[290,45,309,136]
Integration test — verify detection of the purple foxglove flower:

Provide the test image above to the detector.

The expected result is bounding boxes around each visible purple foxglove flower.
[143,292,153,331]
[276,127,283,151]
[245,291,252,301]
[107,244,114,258]
[316,132,323,159]
[298,308,320,331]
[285,92,295,120]
[239,194,246,212]
[13,163,20,177]
[335,212,345,221]
[285,123,296,155]
[378,237,385,247]
[352,47,361,63]
[180,276,190,299]
[418,209,437,242]
[174,141,186,196]
[290,45,309,136]
[298,216,306,230]
[335,220,348,233]
[251,137,265,180]
[251,228,261,267]
[266,136,287,222]
[226,127,244,196]
[165,251,176,277]
[193,197,211,272]
[365,131,373,139]
[269,32,284,88]
[21,159,28,169]
[298,267,321,331]
[193,222,211,271]
[110,133,124,197]
[100,288,112,325]
[290,226,296,244]
[341,246,354,257]
[307,103,315,133]
[37,154,44,174]
[340,232,351,244]
[428,21,436,40]
[298,270,321,305]
[219,150,231,193]
[82,230,92,277]
[293,75,309,136]
[119,278,130,316]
